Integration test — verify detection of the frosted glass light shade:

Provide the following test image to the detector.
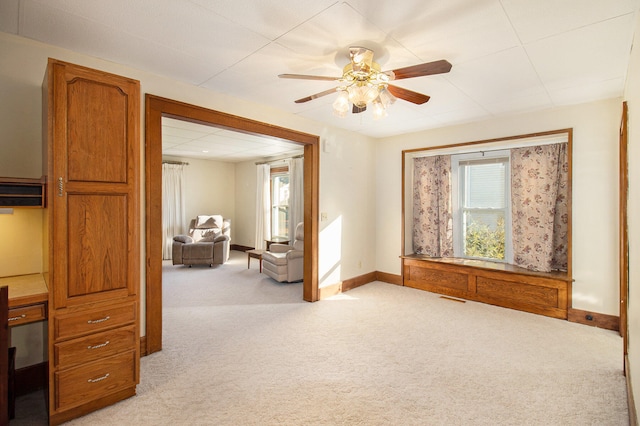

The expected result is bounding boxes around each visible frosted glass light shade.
[332,90,350,117]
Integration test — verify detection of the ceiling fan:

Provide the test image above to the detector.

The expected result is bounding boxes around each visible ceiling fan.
[279,46,452,118]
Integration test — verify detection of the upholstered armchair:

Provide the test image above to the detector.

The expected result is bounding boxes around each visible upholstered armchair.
[172,215,231,267]
[262,222,304,282]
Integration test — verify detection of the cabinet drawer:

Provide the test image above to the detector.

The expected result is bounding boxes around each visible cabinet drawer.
[54,350,136,411]
[54,325,136,368]
[8,303,46,326]
[54,302,136,341]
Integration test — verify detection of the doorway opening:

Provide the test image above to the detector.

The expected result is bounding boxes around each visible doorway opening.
[145,95,320,354]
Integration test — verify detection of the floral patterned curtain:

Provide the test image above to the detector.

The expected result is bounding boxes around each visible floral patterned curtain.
[413,155,453,256]
[511,143,568,272]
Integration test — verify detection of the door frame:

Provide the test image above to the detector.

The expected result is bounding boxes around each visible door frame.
[620,101,629,369]
[145,95,320,355]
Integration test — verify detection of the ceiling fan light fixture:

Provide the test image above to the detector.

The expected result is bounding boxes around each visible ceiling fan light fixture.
[378,86,397,108]
[372,98,387,120]
[338,57,393,117]
[348,83,379,108]
[332,90,350,117]
[280,47,451,119]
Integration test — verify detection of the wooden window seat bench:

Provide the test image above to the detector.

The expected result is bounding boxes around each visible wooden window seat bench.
[402,255,572,319]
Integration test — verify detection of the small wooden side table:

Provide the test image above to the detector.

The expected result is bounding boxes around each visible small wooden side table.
[247,249,265,273]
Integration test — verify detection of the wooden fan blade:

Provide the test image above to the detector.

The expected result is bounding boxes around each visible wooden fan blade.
[387,85,431,105]
[294,87,338,103]
[353,104,367,114]
[388,59,452,80]
[279,73,339,81]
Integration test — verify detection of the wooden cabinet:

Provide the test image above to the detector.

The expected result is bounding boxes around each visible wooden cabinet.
[43,58,140,425]
[403,256,572,319]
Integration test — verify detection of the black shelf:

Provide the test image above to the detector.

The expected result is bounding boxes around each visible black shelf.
[0,177,45,208]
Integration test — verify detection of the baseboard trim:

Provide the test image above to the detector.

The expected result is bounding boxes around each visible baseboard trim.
[318,271,404,299]
[318,271,377,300]
[343,271,377,292]
[318,282,341,299]
[567,308,619,331]
[627,355,638,426]
[15,361,47,396]
[376,271,403,286]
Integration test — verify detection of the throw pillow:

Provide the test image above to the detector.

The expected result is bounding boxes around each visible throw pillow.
[195,215,222,229]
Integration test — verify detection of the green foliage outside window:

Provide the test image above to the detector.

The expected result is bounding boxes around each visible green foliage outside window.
[464,217,505,260]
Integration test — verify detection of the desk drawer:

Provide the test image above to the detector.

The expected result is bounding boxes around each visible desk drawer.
[54,325,136,368]
[54,302,136,340]
[54,350,136,411]
[8,303,46,326]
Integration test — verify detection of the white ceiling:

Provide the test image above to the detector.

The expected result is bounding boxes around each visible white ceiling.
[2,0,639,149]
[162,117,303,162]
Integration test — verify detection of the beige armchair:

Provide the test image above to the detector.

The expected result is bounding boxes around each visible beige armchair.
[172,215,230,267]
[262,222,304,282]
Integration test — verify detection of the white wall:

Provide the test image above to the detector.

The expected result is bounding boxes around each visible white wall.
[229,131,380,286]
[376,98,622,316]
[163,155,235,232]
[624,11,640,420]
[319,127,377,287]
[234,160,258,248]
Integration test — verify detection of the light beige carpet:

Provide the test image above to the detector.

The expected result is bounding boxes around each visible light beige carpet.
[18,251,628,425]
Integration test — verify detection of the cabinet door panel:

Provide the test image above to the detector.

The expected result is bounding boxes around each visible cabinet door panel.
[66,78,128,183]
[49,59,139,309]
[67,194,127,298]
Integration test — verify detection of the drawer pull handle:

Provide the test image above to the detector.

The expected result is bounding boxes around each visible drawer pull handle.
[87,316,110,324]
[87,373,110,383]
[8,314,27,322]
[87,341,110,350]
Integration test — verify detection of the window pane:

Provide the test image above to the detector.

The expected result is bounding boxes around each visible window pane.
[463,210,505,260]
[464,162,505,208]
[271,174,290,238]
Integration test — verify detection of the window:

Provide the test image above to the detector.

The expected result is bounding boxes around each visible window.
[270,167,290,239]
[405,130,570,273]
[452,151,512,262]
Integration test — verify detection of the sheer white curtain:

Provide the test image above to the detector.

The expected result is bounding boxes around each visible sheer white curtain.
[288,156,304,239]
[254,164,271,250]
[162,163,186,260]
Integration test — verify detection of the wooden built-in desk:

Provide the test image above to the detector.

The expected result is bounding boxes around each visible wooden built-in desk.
[0,274,48,326]
[0,273,48,421]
